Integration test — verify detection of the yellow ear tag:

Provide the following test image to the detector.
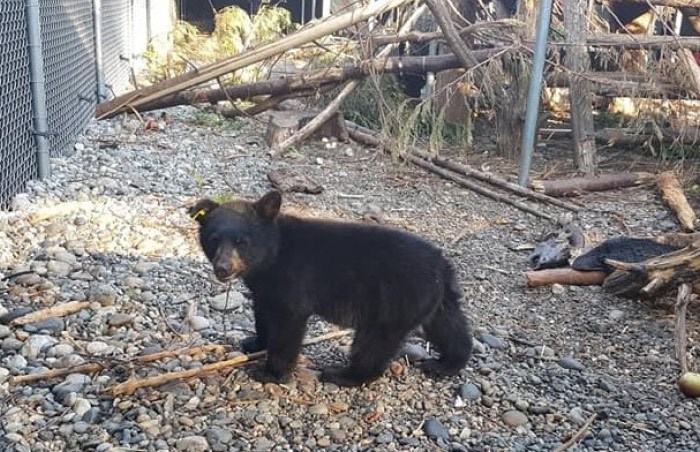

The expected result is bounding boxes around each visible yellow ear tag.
[191,209,207,221]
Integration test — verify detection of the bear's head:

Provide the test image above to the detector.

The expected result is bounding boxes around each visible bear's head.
[188,190,282,282]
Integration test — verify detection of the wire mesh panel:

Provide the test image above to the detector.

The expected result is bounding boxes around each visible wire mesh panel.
[102,0,131,96]
[0,0,37,208]
[39,0,97,157]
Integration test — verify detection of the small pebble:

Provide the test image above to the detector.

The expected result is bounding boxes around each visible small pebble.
[559,357,585,371]
[423,418,449,440]
[503,410,529,427]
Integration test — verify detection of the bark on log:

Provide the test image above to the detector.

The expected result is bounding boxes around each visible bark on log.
[529,172,656,197]
[563,0,596,175]
[525,268,608,287]
[603,242,700,298]
[656,171,697,232]
[95,0,412,119]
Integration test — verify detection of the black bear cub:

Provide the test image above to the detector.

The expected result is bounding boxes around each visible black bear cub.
[189,190,473,387]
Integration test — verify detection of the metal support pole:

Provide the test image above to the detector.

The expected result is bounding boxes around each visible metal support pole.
[517,0,554,187]
[25,0,51,179]
[92,0,108,101]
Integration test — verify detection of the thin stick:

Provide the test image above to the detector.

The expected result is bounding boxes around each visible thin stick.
[10,301,92,326]
[675,283,692,374]
[554,412,598,452]
[109,329,352,396]
[10,344,231,385]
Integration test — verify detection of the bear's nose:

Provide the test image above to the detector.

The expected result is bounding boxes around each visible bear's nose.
[214,265,231,280]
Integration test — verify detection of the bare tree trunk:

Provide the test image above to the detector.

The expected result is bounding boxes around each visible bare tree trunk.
[564,0,596,175]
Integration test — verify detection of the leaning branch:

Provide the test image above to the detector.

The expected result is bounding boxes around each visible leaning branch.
[346,123,557,222]
[95,0,412,118]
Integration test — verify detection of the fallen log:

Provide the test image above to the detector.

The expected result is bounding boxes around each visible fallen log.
[345,120,581,212]
[603,242,700,298]
[95,0,412,119]
[101,51,503,117]
[529,172,655,197]
[414,152,582,212]
[524,268,608,287]
[656,171,696,232]
[346,124,558,222]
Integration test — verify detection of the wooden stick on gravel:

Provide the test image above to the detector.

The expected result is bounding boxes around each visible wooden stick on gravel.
[10,344,230,385]
[554,412,599,452]
[110,329,352,396]
[675,283,692,374]
[656,171,696,232]
[9,301,91,326]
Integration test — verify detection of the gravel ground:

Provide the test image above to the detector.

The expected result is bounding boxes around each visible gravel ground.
[1,106,699,452]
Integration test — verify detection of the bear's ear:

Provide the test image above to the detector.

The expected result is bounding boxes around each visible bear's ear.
[253,190,282,222]
[188,198,219,223]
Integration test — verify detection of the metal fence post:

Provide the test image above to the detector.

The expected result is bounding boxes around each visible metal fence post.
[25,0,51,179]
[517,0,554,187]
[93,0,108,101]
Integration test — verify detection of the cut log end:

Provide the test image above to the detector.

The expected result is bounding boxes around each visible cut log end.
[265,110,348,150]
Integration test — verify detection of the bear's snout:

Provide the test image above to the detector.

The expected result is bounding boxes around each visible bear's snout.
[211,247,247,282]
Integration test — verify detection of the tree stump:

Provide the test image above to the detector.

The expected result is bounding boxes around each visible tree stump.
[264,110,349,150]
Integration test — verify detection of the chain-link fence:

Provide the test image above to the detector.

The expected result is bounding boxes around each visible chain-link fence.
[0,0,37,210]
[40,0,98,158]
[0,0,170,209]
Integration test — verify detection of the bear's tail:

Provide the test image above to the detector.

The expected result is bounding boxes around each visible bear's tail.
[421,261,473,375]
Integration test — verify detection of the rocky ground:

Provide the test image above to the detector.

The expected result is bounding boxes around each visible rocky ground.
[0,106,699,452]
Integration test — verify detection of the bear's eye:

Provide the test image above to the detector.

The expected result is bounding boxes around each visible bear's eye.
[234,237,249,247]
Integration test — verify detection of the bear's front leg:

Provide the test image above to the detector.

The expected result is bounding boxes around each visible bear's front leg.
[252,311,308,384]
[241,304,269,354]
